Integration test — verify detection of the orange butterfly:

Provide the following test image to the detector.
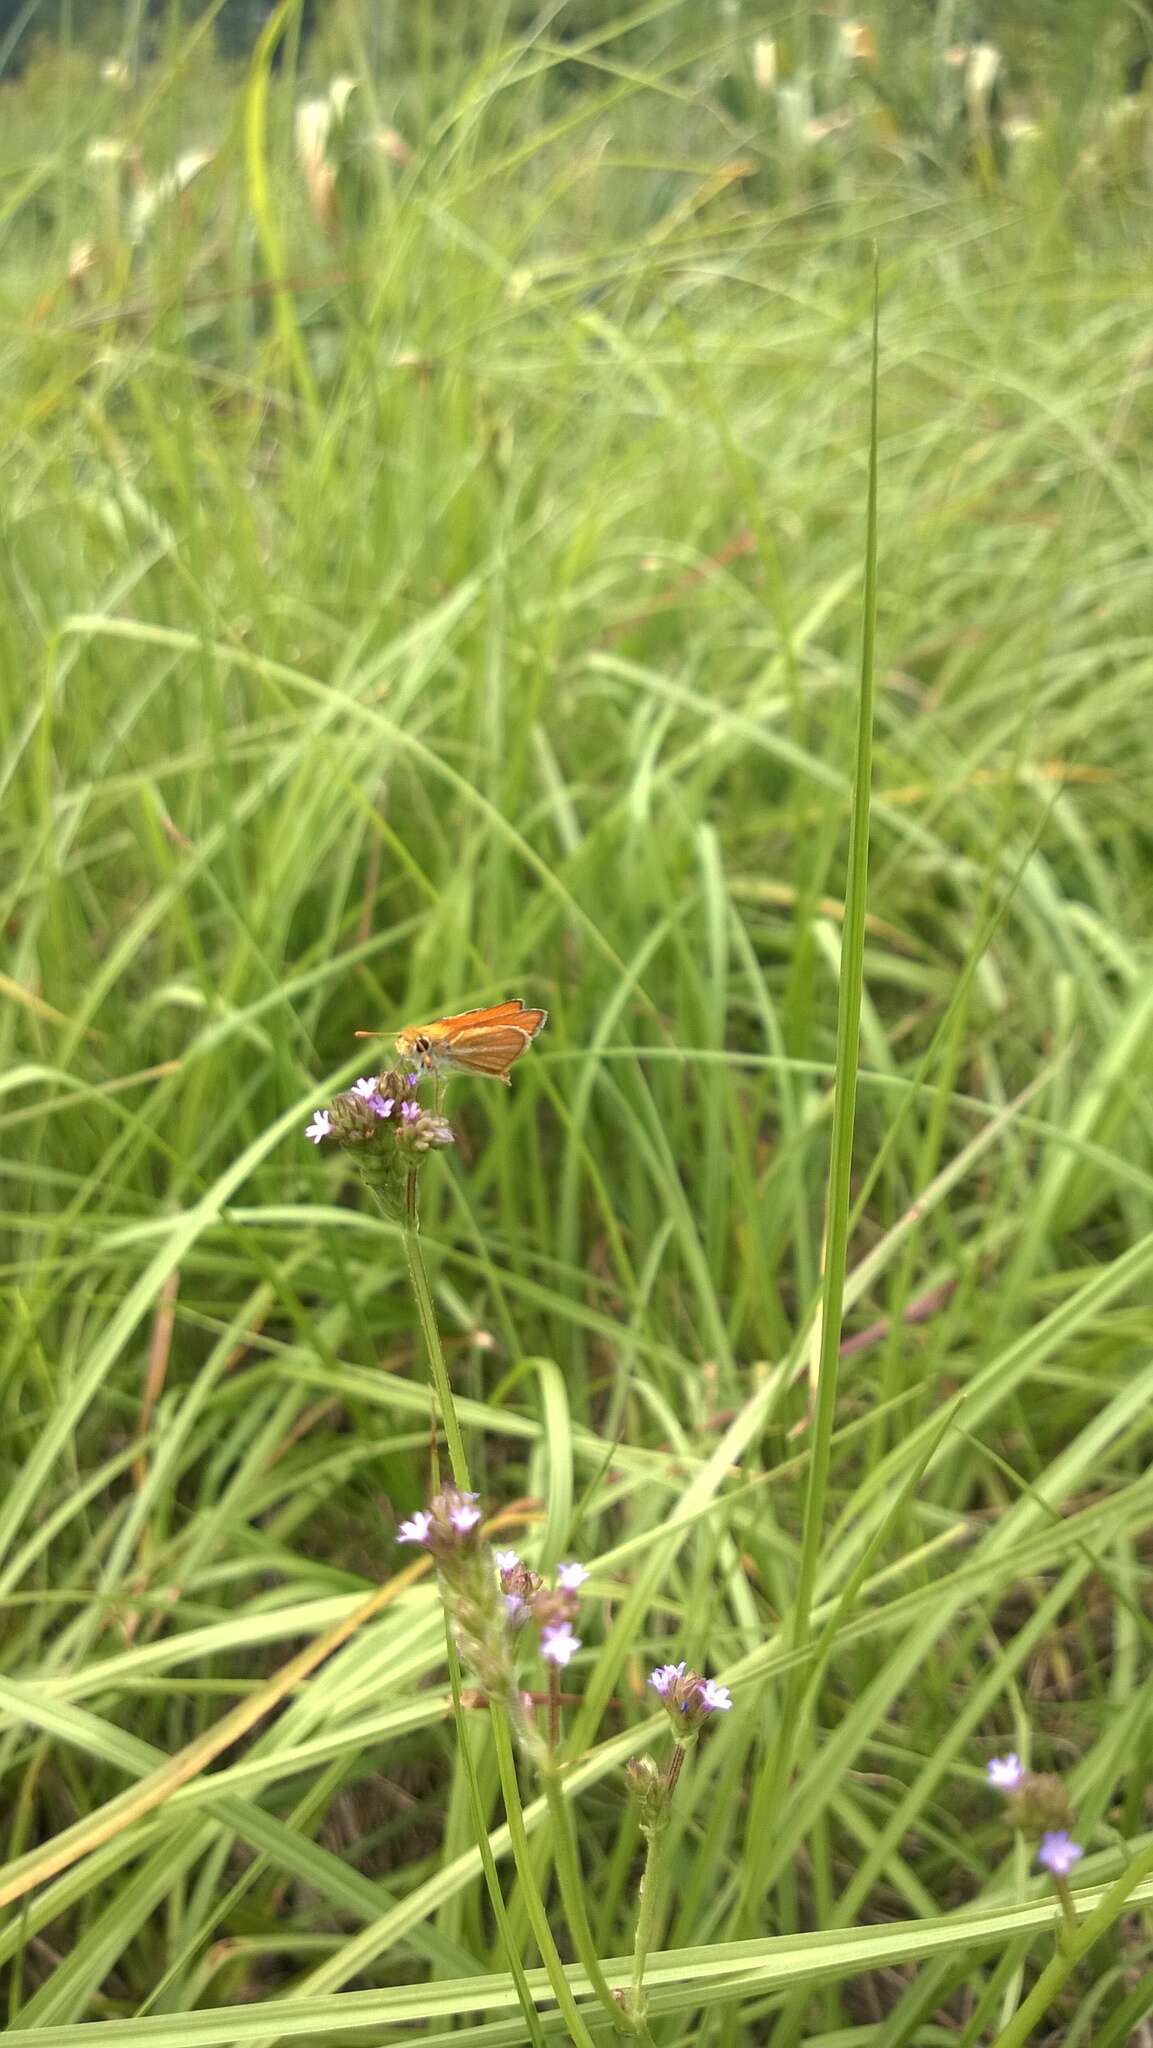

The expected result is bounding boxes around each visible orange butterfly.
[356,998,547,1085]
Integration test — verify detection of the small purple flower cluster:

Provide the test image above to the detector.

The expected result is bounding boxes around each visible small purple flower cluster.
[303,1065,454,1217]
[986,1754,1083,1878]
[1037,1831,1082,1877]
[397,1486,483,1560]
[396,1488,520,1707]
[494,1549,590,1669]
[395,1492,603,1755]
[307,1071,430,1143]
[649,1661,732,1731]
[986,1753,1024,1791]
[625,1663,734,1844]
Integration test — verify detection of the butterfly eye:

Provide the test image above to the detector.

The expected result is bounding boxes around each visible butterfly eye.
[415,1035,431,1054]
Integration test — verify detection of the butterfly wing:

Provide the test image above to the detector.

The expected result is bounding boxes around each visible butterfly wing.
[439,1010,548,1082]
[368,1000,547,1076]
[436,999,531,1030]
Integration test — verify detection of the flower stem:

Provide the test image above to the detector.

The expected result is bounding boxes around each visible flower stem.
[488,1704,600,2048]
[403,1167,470,1489]
[625,1822,666,2033]
[1053,1874,1078,1942]
[444,1629,547,2048]
[664,1742,688,1796]
[542,1763,621,2028]
[988,1837,1153,2048]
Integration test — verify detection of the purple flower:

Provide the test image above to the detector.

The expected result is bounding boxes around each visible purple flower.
[504,1592,528,1621]
[407,1071,422,1087]
[1038,1831,1083,1877]
[449,1501,482,1533]
[987,1754,1025,1791]
[398,1510,432,1546]
[370,1094,395,1119]
[493,1549,520,1573]
[541,1622,581,1668]
[352,1076,380,1099]
[556,1561,588,1592]
[648,1662,686,1697]
[401,1100,421,1123]
[305,1109,332,1144]
[699,1679,732,1713]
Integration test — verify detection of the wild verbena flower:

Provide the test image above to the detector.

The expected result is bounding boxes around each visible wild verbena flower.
[406,1487,522,1709]
[303,1066,453,1213]
[987,1753,1025,1790]
[986,1745,1082,1895]
[398,1108,454,1153]
[529,1557,589,1654]
[493,1549,520,1573]
[1038,1830,1083,1877]
[698,1679,732,1713]
[541,1621,581,1668]
[625,1657,734,2023]
[396,1487,480,1559]
[649,1663,733,1735]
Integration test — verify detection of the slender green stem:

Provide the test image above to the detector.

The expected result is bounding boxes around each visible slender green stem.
[399,1162,567,2040]
[791,258,880,1660]
[488,1705,601,2048]
[1052,1874,1078,1942]
[625,1825,664,2033]
[989,1839,1153,2048]
[542,1764,621,2027]
[738,260,881,1939]
[621,1743,688,2040]
[444,1630,547,2048]
[403,1168,471,1489]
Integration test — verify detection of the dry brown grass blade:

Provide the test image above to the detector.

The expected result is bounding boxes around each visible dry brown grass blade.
[0,1506,536,1909]
[133,1268,180,1493]
[0,971,101,1035]
[0,1556,430,1909]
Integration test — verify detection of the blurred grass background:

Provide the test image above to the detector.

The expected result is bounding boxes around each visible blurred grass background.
[2,0,1153,2039]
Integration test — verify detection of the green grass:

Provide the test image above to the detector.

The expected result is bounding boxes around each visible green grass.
[2,1,1153,2040]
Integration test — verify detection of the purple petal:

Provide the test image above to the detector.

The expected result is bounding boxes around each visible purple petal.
[987,1753,1024,1791]
[1038,1831,1083,1877]
[541,1622,581,1668]
[305,1110,332,1144]
[397,1511,432,1547]
[699,1679,732,1713]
